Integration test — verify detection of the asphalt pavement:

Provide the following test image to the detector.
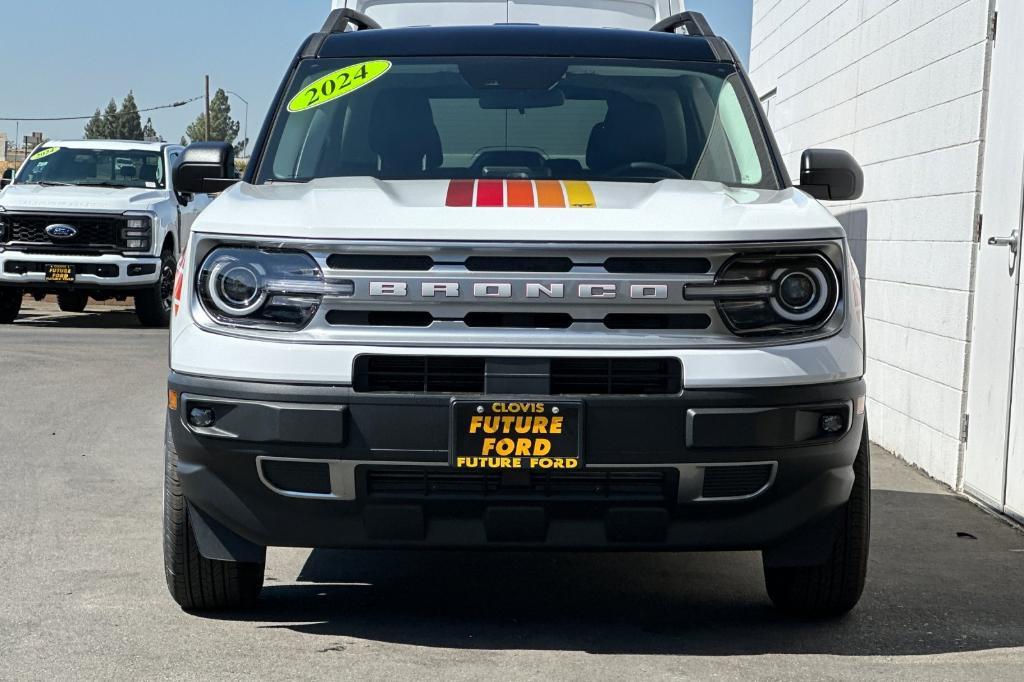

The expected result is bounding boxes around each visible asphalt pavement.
[2,300,1024,680]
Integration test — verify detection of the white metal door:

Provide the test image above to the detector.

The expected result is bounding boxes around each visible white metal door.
[964,1,1024,511]
[1004,267,1024,520]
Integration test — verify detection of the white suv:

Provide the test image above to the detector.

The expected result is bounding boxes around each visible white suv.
[0,140,209,326]
[163,9,869,617]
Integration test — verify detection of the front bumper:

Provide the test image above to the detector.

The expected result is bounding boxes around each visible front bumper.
[0,250,160,289]
[168,372,866,557]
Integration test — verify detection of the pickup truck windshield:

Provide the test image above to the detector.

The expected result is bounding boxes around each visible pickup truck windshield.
[257,57,780,188]
[16,148,166,189]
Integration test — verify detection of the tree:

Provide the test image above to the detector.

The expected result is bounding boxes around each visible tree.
[142,118,159,141]
[184,89,240,145]
[83,109,106,139]
[100,99,119,139]
[116,91,144,140]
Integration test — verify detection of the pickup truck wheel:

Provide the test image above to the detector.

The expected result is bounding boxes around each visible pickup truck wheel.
[57,291,88,313]
[163,421,264,610]
[136,250,175,328]
[763,422,871,618]
[0,289,23,324]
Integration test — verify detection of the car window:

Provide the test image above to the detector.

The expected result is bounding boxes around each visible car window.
[17,148,166,189]
[257,57,779,189]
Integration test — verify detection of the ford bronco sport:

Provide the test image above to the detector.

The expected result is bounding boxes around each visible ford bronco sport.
[0,140,209,326]
[164,8,869,617]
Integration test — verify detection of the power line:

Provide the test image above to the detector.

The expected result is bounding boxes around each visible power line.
[0,96,204,122]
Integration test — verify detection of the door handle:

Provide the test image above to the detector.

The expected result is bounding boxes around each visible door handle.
[988,230,1019,253]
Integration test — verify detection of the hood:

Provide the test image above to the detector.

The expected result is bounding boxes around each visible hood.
[0,183,168,213]
[194,177,845,243]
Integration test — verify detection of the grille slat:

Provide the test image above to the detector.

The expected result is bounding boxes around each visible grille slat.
[326,312,709,331]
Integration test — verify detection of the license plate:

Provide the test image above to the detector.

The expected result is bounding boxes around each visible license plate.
[45,264,75,282]
[451,400,583,470]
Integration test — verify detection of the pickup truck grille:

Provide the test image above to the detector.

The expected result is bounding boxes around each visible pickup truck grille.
[1,212,125,251]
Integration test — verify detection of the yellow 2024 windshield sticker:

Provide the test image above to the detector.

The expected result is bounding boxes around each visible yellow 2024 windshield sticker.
[287,60,392,113]
[30,147,60,161]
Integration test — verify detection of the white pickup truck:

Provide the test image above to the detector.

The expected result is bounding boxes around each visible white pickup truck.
[0,140,210,326]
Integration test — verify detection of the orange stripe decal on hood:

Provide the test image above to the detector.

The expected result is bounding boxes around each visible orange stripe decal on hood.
[445,180,594,208]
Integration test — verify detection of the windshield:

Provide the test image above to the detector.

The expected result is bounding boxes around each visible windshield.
[16,147,166,189]
[257,57,780,188]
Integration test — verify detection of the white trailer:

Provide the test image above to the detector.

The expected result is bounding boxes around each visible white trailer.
[331,0,683,29]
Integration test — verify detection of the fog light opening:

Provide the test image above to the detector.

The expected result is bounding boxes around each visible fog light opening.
[188,405,216,428]
[820,413,846,435]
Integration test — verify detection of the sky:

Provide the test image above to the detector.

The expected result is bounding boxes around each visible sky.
[0,0,753,146]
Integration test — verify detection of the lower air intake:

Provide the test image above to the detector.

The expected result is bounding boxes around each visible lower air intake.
[364,469,676,503]
[701,464,775,499]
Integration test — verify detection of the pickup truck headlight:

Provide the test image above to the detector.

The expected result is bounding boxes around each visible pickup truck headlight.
[686,252,842,336]
[122,216,152,251]
[198,247,326,330]
[0,207,7,243]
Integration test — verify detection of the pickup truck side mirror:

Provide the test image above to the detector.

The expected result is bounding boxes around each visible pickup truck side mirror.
[173,142,238,194]
[798,149,863,202]
[0,168,14,189]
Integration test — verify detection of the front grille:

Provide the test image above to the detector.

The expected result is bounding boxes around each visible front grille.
[353,356,682,395]
[2,213,125,250]
[364,469,676,503]
[701,464,774,499]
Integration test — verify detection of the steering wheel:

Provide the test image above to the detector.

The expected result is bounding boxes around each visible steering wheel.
[606,162,685,180]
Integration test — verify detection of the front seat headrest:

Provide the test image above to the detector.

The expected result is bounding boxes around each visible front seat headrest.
[587,101,667,173]
[369,90,443,176]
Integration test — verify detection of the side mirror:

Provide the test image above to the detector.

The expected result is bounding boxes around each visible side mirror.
[173,142,238,194]
[798,149,863,201]
[0,169,14,189]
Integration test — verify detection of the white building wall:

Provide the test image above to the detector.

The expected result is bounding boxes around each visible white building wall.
[749,0,993,486]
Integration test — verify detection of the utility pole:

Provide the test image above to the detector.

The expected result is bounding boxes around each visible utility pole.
[226,90,249,158]
[204,75,211,142]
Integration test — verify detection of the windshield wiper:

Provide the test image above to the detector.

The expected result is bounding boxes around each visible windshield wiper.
[76,182,131,189]
[35,181,75,187]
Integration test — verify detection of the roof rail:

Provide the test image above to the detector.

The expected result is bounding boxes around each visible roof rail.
[650,12,715,37]
[321,7,382,33]
[303,8,382,58]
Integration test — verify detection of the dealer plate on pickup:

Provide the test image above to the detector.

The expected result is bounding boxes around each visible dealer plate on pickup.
[45,264,75,282]
[451,400,583,470]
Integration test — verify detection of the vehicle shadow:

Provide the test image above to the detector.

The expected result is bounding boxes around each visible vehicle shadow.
[11,307,144,329]
[200,488,1024,657]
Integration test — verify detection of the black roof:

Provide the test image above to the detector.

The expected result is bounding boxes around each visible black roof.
[313,25,726,62]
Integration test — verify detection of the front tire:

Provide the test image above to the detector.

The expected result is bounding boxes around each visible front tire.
[136,249,175,328]
[0,289,23,323]
[57,291,88,313]
[163,421,264,610]
[763,422,871,617]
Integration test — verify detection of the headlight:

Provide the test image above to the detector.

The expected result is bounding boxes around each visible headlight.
[0,206,7,243]
[122,215,152,251]
[198,247,327,330]
[685,251,842,337]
